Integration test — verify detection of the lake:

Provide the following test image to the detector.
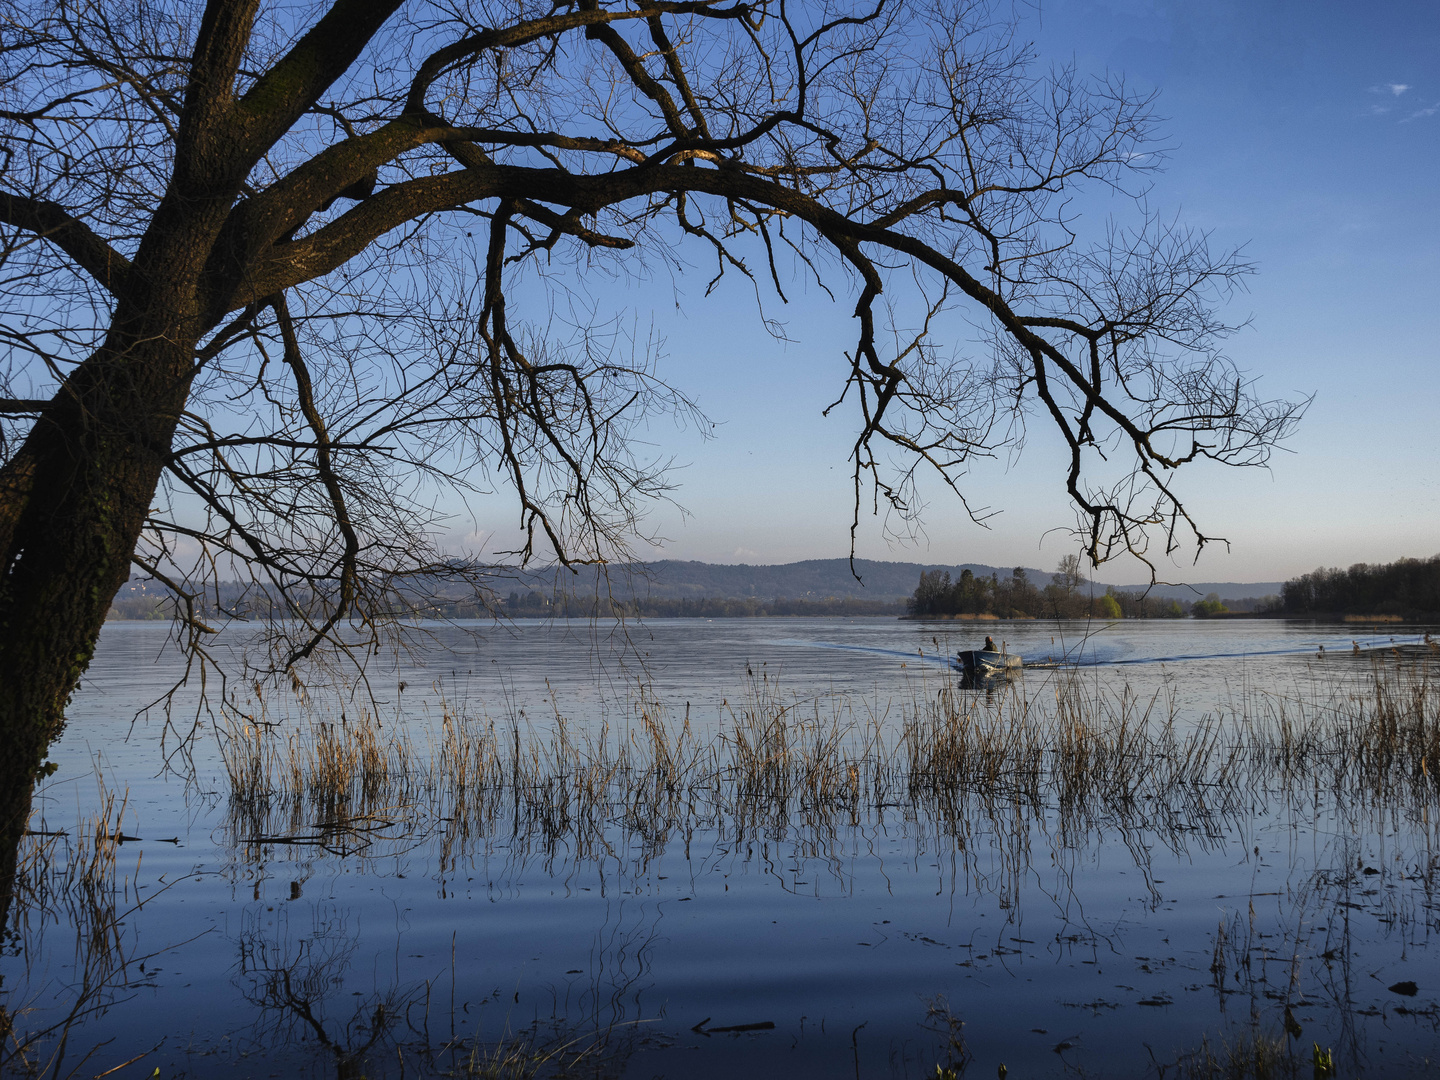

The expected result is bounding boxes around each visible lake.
[6,616,1439,1078]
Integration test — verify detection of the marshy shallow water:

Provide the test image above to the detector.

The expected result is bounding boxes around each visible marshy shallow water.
[5,617,1440,1078]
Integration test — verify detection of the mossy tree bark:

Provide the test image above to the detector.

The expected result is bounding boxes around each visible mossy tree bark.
[0,261,217,922]
[0,331,194,918]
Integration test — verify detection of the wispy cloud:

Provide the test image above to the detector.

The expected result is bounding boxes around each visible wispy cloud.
[1363,82,1431,121]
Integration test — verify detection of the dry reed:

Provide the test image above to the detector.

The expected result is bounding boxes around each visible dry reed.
[214,661,1440,887]
[4,773,156,1079]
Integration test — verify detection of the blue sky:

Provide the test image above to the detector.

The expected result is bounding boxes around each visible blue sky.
[465,0,1440,585]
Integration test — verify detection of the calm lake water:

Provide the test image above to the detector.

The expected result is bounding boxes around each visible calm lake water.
[7,617,1440,1078]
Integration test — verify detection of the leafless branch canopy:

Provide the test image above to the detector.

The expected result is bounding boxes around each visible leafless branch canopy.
[0,0,1303,673]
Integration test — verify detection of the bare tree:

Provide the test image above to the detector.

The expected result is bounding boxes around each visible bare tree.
[0,0,1301,907]
[1052,554,1084,596]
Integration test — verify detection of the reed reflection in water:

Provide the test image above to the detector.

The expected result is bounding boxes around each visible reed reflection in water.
[4,656,1440,1078]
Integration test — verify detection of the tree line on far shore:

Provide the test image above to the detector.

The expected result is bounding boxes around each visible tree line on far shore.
[911,552,1440,621]
[114,554,1440,625]
[1279,555,1440,616]
[905,559,1280,620]
[499,593,904,618]
[105,584,906,622]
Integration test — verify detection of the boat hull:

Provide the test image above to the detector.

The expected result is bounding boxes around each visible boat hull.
[956,650,1022,681]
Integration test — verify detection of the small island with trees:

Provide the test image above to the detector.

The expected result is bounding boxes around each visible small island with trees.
[905,557,1185,620]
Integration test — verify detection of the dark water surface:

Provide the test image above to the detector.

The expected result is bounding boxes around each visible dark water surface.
[7,617,1440,1078]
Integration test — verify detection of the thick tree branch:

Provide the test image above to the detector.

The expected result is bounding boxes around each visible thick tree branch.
[181,0,262,149]
[230,0,405,172]
[0,190,133,297]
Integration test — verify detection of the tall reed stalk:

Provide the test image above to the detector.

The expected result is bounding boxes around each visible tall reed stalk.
[216,662,1440,874]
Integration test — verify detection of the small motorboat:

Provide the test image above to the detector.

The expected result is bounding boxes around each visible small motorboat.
[955,649,1022,681]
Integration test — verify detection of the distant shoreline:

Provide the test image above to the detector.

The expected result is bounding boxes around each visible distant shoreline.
[1197,610,1433,624]
[898,612,1002,621]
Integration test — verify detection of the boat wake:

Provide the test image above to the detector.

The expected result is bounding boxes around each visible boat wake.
[779,634,1433,671]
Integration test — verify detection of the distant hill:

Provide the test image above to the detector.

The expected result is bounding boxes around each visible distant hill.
[110,558,1040,618]
[109,559,1286,618]
[517,559,1054,602]
[526,561,1284,604]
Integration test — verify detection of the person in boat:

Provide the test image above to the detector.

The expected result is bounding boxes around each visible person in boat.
[983,635,997,653]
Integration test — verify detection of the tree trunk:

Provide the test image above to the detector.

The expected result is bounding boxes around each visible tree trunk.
[0,298,197,925]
